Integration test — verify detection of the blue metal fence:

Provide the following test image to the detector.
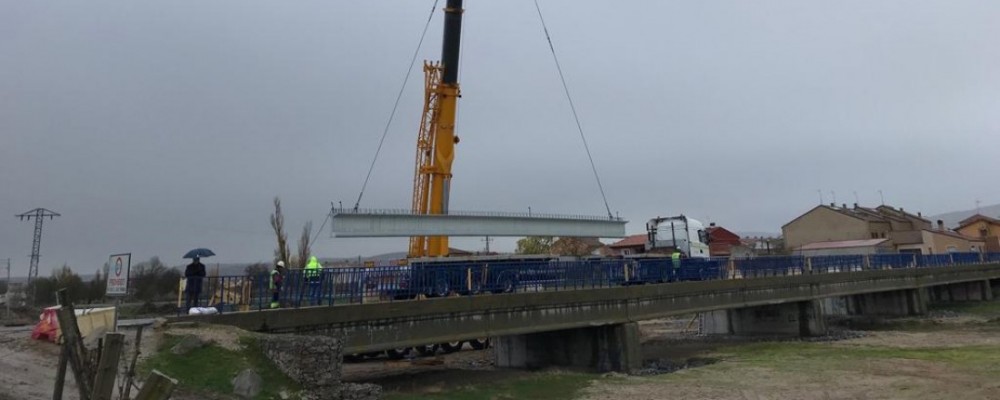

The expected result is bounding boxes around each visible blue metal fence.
[809,255,865,273]
[176,251,1000,314]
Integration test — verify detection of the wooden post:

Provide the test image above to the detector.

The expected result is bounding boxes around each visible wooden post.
[90,332,125,400]
[121,325,144,400]
[134,370,178,400]
[52,346,69,400]
[55,289,93,400]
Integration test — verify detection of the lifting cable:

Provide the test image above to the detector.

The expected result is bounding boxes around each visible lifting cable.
[352,0,441,211]
[532,0,614,219]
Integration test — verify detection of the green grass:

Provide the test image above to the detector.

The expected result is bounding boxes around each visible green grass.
[708,341,1000,373]
[384,372,601,400]
[141,334,300,399]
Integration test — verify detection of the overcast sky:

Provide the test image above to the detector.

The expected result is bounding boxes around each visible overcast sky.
[3,1,1000,276]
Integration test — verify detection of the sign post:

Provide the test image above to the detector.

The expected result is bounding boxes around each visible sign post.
[106,253,131,331]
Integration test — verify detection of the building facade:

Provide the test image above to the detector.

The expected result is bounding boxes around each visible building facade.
[784,203,979,255]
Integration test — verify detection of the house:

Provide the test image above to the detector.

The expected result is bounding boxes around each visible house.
[796,238,893,256]
[895,221,986,255]
[954,214,1000,252]
[784,203,979,255]
[782,204,894,250]
[608,234,646,256]
[705,223,741,257]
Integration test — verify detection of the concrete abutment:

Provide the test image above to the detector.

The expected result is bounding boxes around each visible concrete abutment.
[847,288,928,316]
[700,300,827,337]
[927,280,994,302]
[494,322,641,373]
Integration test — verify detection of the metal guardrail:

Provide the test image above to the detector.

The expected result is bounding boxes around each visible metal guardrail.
[176,251,1000,314]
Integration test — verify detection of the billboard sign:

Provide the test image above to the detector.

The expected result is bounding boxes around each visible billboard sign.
[106,253,131,296]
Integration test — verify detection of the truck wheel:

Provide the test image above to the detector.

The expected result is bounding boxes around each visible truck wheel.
[499,276,515,293]
[434,279,450,297]
[344,354,363,363]
[440,341,464,353]
[385,348,411,360]
[470,338,490,350]
[414,343,439,356]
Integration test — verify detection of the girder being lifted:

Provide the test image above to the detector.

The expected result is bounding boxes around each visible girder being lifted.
[331,208,627,238]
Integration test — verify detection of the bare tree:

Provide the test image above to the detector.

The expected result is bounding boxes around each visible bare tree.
[296,221,313,269]
[270,197,290,265]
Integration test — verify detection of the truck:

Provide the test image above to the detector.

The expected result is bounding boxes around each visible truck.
[645,215,711,258]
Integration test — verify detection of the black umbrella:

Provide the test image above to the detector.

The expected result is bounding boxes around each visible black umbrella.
[183,248,216,259]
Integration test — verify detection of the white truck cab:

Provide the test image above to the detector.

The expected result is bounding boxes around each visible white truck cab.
[645,215,711,259]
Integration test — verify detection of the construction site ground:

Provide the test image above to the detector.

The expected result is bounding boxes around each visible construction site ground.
[2,300,1000,399]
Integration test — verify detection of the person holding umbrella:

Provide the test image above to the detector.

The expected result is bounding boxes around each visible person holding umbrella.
[183,248,214,311]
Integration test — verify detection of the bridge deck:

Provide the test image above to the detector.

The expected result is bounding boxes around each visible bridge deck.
[171,263,1000,353]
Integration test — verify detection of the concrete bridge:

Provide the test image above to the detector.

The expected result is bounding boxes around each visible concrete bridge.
[173,263,1000,372]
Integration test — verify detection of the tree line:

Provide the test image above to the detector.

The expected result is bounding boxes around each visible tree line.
[26,256,183,305]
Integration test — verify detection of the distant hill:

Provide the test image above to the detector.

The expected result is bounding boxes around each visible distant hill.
[931,203,1000,229]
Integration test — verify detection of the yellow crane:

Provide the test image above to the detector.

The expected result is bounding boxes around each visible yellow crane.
[409,0,464,258]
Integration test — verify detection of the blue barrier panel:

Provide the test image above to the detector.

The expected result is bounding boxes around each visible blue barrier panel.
[869,254,915,269]
[632,258,670,284]
[917,254,951,268]
[810,255,864,273]
[951,252,981,265]
[985,253,1000,263]
[734,256,804,278]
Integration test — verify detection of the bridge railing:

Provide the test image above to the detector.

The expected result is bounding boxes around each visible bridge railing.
[176,251,1000,313]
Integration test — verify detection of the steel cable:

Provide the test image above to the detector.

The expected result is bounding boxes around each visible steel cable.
[532,0,614,219]
[353,0,441,211]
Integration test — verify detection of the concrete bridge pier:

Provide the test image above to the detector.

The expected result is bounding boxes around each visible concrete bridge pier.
[494,322,641,373]
[700,300,827,336]
[927,280,994,302]
[847,289,928,316]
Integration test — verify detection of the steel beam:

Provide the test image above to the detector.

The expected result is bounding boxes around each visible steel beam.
[330,208,627,238]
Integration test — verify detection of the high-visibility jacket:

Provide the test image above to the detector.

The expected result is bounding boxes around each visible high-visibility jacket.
[671,252,682,268]
[269,269,283,290]
[305,256,322,279]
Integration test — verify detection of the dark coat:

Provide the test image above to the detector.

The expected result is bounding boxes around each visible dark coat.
[184,261,206,293]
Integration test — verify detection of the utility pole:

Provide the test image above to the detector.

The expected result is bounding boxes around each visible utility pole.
[16,208,61,286]
[3,258,9,319]
[482,236,493,253]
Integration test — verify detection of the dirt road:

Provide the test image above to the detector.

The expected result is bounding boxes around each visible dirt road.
[0,326,78,400]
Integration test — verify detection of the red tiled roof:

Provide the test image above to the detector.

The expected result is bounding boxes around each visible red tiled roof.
[957,214,1000,229]
[610,234,646,248]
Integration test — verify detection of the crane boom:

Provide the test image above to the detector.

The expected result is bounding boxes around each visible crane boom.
[410,0,464,258]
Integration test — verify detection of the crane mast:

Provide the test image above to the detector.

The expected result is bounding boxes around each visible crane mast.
[410,0,464,258]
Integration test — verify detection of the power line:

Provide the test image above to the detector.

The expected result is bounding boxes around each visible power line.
[532,0,614,219]
[353,0,441,210]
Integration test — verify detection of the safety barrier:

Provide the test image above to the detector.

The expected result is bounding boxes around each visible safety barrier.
[176,251,1000,313]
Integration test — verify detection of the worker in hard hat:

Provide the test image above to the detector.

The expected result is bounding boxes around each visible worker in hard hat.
[270,261,285,309]
[305,256,323,305]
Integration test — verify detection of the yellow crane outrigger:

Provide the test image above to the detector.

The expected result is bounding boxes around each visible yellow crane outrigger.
[409,0,464,258]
